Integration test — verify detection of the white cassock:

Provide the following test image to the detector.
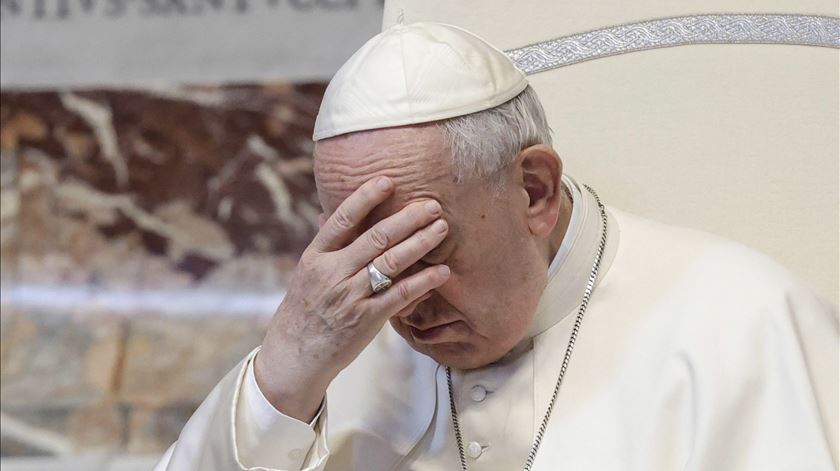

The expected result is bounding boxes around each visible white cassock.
[155,174,838,471]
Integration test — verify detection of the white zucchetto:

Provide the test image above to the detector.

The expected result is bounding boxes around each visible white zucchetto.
[313,22,529,140]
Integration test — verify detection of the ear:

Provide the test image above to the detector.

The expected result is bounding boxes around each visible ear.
[515,144,563,238]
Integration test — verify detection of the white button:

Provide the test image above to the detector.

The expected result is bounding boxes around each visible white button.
[288,448,304,461]
[466,441,484,459]
[470,385,487,402]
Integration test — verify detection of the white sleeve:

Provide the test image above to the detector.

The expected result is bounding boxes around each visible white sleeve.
[154,348,330,471]
[235,353,329,470]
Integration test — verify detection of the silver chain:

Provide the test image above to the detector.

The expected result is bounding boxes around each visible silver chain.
[446,184,608,471]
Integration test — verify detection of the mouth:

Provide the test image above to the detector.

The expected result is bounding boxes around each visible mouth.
[409,320,461,344]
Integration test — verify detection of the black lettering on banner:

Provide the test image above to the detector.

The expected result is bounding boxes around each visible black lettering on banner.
[320,0,356,10]
[288,0,316,11]
[138,0,158,16]
[57,0,71,18]
[104,0,129,18]
[33,0,47,18]
[0,0,365,20]
[192,0,225,14]
[156,0,189,14]
[79,0,98,14]
[0,0,22,18]
[234,0,250,13]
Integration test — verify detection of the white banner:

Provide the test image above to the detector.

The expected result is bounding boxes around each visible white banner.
[0,0,383,89]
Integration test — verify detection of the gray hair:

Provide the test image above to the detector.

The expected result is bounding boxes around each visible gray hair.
[439,84,553,184]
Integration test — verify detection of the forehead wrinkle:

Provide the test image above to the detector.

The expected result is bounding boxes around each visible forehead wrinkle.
[314,128,454,208]
[316,157,431,196]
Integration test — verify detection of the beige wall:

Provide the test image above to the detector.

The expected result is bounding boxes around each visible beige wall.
[384,1,840,303]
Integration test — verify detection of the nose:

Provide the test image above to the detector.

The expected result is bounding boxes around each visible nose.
[398,262,449,326]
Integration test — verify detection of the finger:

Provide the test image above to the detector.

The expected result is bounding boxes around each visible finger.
[318,213,327,229]
[347,215,446,296]
[366,265,450,319]
[311,177,393,252]
[369,218,448,279]
[344,199,443,269]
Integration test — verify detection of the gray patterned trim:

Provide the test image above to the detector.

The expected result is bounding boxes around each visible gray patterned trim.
[506,14,840,74]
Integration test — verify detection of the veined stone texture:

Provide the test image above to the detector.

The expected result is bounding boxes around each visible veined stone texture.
[0,83,325,458]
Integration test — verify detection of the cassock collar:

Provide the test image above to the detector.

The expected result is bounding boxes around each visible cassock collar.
[524,175,620,339]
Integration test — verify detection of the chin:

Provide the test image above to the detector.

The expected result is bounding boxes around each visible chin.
[429,347,500,370]
[393,329,503,370]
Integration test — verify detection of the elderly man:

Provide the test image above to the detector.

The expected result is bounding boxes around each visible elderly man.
[156,23,837,470]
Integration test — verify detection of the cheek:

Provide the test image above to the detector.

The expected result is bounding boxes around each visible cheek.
[452,244,530,293]
[439,270,509,324]
[443,249,537,329]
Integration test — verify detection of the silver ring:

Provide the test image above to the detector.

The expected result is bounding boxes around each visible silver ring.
[367,262,392,293]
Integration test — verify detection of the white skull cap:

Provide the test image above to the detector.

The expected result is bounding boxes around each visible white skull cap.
[313,22,528,141]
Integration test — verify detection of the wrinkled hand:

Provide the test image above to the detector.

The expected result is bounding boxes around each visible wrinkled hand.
[254,177,450,421]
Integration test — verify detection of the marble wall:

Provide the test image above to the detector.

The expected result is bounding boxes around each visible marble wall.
[0,83,326,456]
